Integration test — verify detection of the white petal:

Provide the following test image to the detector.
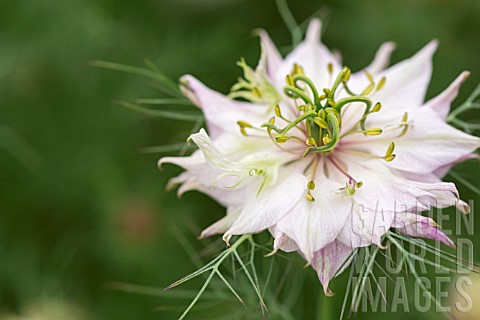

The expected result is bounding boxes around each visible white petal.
[180,75,267,138]
[365,41,397,74]
[200,206,242,239]
[392,212,454,247]
[276,170,353,262]
[347,160,460,213]
[337,205,394,248]
[255,29,283,78]
[424,71,470,120]
[269,226,299,252]
[368,40,437,116]
[224,166,308,237]
[345,106,480,174]
[273,19,341,90]
[311,240,354,296]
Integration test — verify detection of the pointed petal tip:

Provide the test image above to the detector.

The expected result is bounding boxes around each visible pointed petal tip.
[425,39,439,55]
[457,200,471,215]
[306,18,322,42]
[324,286,335,297]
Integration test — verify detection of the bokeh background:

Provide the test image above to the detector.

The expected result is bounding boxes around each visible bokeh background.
[1,0,479,319]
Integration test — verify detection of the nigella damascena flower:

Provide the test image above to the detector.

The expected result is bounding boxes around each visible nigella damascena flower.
[159,19,480,295]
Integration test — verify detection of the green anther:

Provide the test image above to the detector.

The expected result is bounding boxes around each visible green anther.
[307,180,316,190]
[366,128,383,136]
[365,70,374,83]
[322,134,332,145]
[274,104,282,117]
[306,193,315,202]
[362,83,375,95]
[345,182,355,195]
[240,127,248,136]
[372,102,382,113]
[377,77,387,91]
[252,87,262,98]
[275,135,289,143]
[355,181,363,188]
[306,137,317,147]
[385,154,396,162]
[327,63,333,75]
[237,120,252,128]
[318,109,326,119]
[314,117,328,129]
[286,74,294,86]
[342,67,351,82]
[385,142,395,157]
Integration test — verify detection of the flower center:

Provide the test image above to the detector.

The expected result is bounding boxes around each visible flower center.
[233,63,407,202]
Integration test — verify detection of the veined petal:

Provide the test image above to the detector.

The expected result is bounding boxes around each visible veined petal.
[367,41,437,117]
[188,129,294,188]
[180,75,267,138]
[345,106,480,174]
[224,166,308,239]
[274,19,341,91]
[329,158,461,214]
[392,212,455,247]
[433,154,480,178]
[336,205,394,248]
[424,71,470,120]
[311,240,354,296]
[275,169,354,262]
[269,226,299,253]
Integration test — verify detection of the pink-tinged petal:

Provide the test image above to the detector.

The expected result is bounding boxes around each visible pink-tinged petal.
[269,226,299,252]
[368,41,438,117]
[224,167,308,238]
[365,41,397,74]
[424,71,470,120]
[275,170,354,262]
[255,29,283,78]
[392,212,455,247]
[336,205,395,248]
[179,75,267,139]
[200,206,241,239]
[331,157,461,214]
[273,19,341,90]
[345,106,480,174]
[311,240,354,296]
[456,200,471,215]
[433,153,480,178]
[391,168,472,215]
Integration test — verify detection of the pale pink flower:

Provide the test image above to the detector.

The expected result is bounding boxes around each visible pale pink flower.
[159,19,480,294]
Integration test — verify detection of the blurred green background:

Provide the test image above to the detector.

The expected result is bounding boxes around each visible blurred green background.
[1,0,479,319]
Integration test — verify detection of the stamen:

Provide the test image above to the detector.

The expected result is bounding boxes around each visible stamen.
[376,77,387,91]
[399,112,409,137]
[384,142,396,162]
[372,102,382,113]
[327,63,333,75]
[361,83,375,95]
